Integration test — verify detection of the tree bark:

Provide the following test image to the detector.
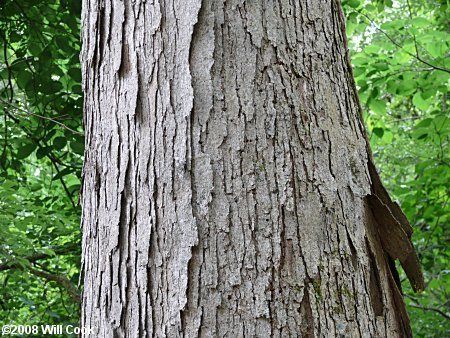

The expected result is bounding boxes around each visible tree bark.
[80,0,423,337]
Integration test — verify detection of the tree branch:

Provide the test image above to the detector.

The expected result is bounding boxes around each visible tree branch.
[28,267,81,303]
[1,109,79,208]
[408,304,450,320]
[0,244,81,303]
[357,11,450,74]
[0,98,83,135]
[0,243,79,271]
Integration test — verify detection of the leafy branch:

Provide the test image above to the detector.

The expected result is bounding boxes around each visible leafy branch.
[0,98,82,135]
[27,267,80,303]
[1,108,79,208]
[405,294,450,321]
[0,243,79,272]
[357,10,450,74]
[0,243,81,303]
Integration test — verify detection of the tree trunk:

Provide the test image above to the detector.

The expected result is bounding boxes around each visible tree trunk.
[80,0,423,337]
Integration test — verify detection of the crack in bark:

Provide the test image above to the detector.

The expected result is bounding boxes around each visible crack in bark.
[366,238,385,317]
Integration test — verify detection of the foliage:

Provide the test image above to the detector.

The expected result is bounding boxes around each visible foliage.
[0,0,448,336]
[343,0,450,336]
[0,0,82,327]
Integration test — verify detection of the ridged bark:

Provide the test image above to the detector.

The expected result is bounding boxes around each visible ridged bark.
[80,0,422,336]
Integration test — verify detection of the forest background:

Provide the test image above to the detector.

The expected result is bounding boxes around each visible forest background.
[0,0,448,336]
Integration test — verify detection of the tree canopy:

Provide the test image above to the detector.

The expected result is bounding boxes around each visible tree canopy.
[0,0,448,336]
[0,0,82,326]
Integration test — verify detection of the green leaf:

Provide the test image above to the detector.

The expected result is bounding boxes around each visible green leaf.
[394,51,412,63]
[71,84,82,94]
[434,115,450,132]
[372,62,389,71]
[411,17,430,27]
[55,36,74,54]
[386,80,398,95]
[40,81,63,94]
[16,71,33,89]
[416,118,433,128]
[369,99,386,114]
[381,19,407,30]
[53,136,67,150]
[372,127,384,138]
[36,147,52,159]
[348,0,360,8]
[42,248,56,257]
[52,168,73,181]
[425,43,445,58]
[27,42,43,56]
[70,140,85,155]
[364,45,381,54]
[412,127,428,140]
[381,130,393,143]
[17,143,37,159]
[412,92,429,111]
[68,68,82,83]
[68,184,81,195]
[46,311,60,319]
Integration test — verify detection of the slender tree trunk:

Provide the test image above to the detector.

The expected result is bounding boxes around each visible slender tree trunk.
[80,0,423,336]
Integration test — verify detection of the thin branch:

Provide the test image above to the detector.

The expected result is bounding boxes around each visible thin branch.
[408,304,450,321]
[28,267,81,303]
[54,164,77,208]
[357,11,450,74]
[425,196,449,248]
[0,243,79,272]
[0,244,81,304]
[11,0,47,46]
[1,109,8,168]
[405,291,450,321]
[0,98,83,135]
[1,109,78,208]
[1,31,14,101]
[405,0,420,61]
[443,93,447,113]
[1,31,12,168]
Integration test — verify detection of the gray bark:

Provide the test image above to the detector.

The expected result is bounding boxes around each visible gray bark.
[80,0,422,337]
